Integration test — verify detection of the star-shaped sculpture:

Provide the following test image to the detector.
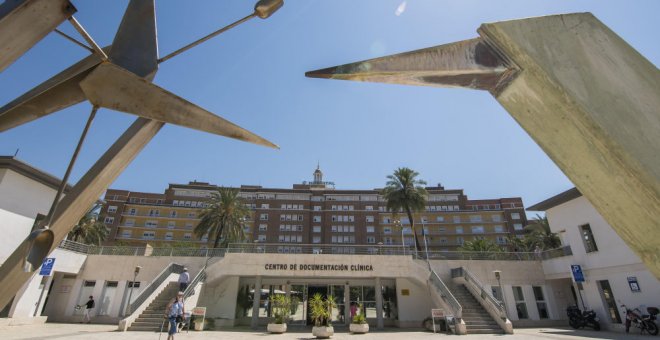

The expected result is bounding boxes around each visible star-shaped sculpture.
[0,0,278,149]
[0,0,283,311]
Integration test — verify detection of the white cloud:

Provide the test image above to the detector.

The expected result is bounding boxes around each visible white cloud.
[395,1,407,16]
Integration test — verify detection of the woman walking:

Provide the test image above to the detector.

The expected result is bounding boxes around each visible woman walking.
[165,292,185,340]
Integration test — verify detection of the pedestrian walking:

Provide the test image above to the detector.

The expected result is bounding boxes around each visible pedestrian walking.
[79,296,95,323]
[178,268,190,292]
[165,292,185,340]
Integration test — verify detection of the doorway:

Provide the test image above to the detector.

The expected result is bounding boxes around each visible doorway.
[597,280,622,323]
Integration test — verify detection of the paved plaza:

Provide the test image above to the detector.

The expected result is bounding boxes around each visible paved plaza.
[0,324,656,340]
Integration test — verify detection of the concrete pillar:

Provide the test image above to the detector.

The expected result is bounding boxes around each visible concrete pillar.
[375,277,384,330]
[344,283,350,325]
[251,276,262,329]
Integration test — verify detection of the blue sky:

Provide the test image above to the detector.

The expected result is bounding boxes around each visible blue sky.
[1,0,658,213]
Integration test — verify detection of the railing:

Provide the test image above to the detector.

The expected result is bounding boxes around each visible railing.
[541,245,572,260]
[128,262,184,314]
[225,243,412,255]
[58,240,225,257]
[429,269,462,319]
[452,267,507,320]
[58,239,90,254]
[423,251,537,261]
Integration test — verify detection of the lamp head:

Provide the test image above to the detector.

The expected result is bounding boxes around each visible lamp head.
[23,228,54,272]
[493,270,501,280]
[254,0,284,19]
[134,265,142,275]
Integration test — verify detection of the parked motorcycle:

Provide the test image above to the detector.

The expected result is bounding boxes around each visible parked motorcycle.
[567,305,600,331]
[622,304,659,336]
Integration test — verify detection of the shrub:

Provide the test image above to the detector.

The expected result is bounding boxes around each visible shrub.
[270,294,292,324]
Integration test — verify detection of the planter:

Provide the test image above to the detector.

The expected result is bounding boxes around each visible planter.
[349,323,369,334]
[194,321,204,331]
[312,326,334,338]
[267,323,287,334]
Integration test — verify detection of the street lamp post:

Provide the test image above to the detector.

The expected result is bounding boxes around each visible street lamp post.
[493,270,509,319]
[126,265,142,316]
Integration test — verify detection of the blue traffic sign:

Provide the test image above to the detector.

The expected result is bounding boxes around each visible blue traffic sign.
[39,257,55,276]
[571,264,585,282]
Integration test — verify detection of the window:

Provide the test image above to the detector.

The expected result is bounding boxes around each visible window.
[511,212,521,220]
[183,233,192,240]
[261,203,269,209]
[382,217,391,224]
[187,212,196,218]
[496,236,507,245]
[313,225,321,233]
[471,226,485,234]
[383,237,393,245]
[439,237,448,244]
[533,286,548,319]
[185,222,193,229]
[259,224,267,231]
[260,213,268,220]
[142,231,155,240]
[313,216,321,222]
[167,221,176,229]
[165,232,173,240]
[314,206,321,211]
[436,216,444,222]
[366,226,375,233]
[129,208,136,216]
[383,227,392,234]
[313,236,321,244]
[121,230,132,238]
[145,220,158,228]
[258,234,267,242]
[580,224,598,253]
[453,216,461,223]
[438,226,446,233]
[170,210,177,217]
[148,209,159,216]
[366,216,374,222]
[104,217,114,224]
[365,205,373,211]
[512,286,528,319]
[456,236,464,245]
[469,215,482,222]
[107,206,117,213]
[494,225,504,233]
[513,223,523,231]
[124,219,135,226]
[366,236,376,244]
[455,226,463,234]
[492,214,502,222]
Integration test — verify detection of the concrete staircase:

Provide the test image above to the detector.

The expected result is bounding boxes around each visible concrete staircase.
[449,284,503,334]
[128,282,179,331]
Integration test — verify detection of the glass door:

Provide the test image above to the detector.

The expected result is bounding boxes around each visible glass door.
[597,280,622,323]
[289,284,307,325]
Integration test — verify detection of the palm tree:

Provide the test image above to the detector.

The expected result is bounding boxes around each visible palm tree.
[195,187,250,248]
[381,167,428,252]
[524,214,561,250]
[460,239,503,252]
[67,204,109,245]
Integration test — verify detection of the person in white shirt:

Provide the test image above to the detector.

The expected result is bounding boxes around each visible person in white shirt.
[178,268,190,292]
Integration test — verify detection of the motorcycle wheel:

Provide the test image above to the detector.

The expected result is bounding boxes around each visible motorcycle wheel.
[569,318,581,329]
[645,320,659,336]
[591,321,600,331]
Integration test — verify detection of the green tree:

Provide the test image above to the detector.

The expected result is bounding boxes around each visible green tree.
[195,187,249,248]
[459,239,503,252]
[381,167,428,252]
[524,214,561,250]
[67,203,109,245]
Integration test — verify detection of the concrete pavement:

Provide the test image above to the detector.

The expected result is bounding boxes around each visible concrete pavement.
[0,323,656,340]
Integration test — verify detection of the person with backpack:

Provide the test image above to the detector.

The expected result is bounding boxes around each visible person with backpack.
[165,291,185,340]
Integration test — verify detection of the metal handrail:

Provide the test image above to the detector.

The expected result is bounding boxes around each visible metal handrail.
[128,262,184,314]
[225,243,412,255]
[429,269,462,319]
[541,245,573,260]
[457,267,507,319]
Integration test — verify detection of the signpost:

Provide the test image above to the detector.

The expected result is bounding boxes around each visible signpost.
[571,265,586,310]
[431,308,451,333]
[39,258,55,276]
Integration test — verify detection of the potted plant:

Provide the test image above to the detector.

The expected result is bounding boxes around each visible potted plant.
[267,294,291,333]
[310,293,336,338]
[350,303,369,334]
